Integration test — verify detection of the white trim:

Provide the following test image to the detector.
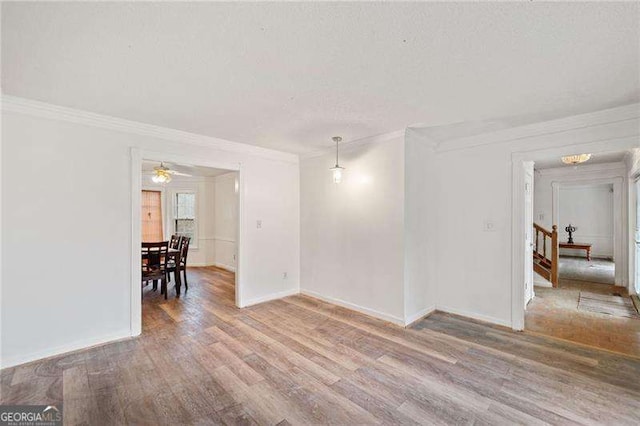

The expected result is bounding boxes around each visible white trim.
[300,129,405,159]
[511,157,526,331]
[214,262,236,273]
[436,305,511,328]
[537,161,626,176]
[242,288,299,308]
[404,306,436,327]
[432,103,640,153]
[2,95,298,164]
[1,330,131,370]
[130,148,142,337]
[300,290,405,326]
[213,236,236,243]
[131,148,244,336]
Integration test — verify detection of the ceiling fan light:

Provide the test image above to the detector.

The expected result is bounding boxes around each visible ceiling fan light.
[561,153,591,165]
[152,169,172,183]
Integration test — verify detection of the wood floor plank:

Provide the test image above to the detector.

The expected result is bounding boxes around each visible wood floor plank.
[2,266,639,425]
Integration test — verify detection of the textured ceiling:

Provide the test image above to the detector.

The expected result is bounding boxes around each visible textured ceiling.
[2,2,639,154]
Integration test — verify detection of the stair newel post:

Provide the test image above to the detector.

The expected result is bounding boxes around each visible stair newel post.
[551,225,559,287]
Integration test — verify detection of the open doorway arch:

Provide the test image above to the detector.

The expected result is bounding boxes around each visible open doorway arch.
[130,147,243,336]
[511,138,637,331]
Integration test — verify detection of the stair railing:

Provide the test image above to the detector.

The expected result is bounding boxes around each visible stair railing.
[533,223,559,287]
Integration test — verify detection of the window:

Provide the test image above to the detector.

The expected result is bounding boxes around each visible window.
[174,192,196,242]
[141,190,163,242]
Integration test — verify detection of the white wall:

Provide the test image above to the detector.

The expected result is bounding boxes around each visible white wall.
[558,184,614,258]
[411,104,639,327]
[214,172,238,272]
[299,105,638,328]
[1,100,299,368]
[300,135,406,324]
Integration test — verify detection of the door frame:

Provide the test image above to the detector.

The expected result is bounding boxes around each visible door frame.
[523,162,535,306]
[130,147,243,337]
[511,136,637,331]
[633,174,640,295]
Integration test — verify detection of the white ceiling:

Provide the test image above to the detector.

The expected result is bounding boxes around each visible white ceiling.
[2,2,639,154]
[534,151,629,170]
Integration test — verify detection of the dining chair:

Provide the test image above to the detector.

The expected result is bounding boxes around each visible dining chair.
[142,241,170,299]
[167,236,191,290]
[169,234,182,250]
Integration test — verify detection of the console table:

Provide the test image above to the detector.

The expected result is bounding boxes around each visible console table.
[559,242,592,261]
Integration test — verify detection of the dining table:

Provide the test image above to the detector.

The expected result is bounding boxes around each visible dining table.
[141,247,184,295]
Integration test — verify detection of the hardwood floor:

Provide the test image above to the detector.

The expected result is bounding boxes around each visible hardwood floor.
[2,266,640,425]
[526,278,640,357]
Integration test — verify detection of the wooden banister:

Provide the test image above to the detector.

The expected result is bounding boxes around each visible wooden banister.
[550,225,558,286]
[532,223,559,287]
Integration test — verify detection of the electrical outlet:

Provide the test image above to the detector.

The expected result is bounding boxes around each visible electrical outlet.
[256,220,262,229]
[283,272,288,279]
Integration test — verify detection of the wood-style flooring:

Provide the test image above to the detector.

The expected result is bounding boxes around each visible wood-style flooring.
[2,266,640,425]
[526,278,640,357]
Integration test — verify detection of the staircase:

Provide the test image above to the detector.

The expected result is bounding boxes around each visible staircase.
[533,223,559,287]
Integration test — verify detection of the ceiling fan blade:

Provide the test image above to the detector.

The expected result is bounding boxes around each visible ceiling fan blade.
[168,170,193,177]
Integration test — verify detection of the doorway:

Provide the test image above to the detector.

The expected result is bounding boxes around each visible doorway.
[138,160,240,328]
[516,153,640,356]
[131,148,242,336]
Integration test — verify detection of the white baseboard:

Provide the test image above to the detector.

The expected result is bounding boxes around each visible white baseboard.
[436,304,511,328]
[187,262,212,267]
[240,288,299,308]
[1,330,131,370]
[404,305,436,327]
[300,290,405,326]
[185,262,236,272]
[214,262,236,273]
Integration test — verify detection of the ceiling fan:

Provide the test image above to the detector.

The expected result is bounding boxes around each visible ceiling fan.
[151,162,192,183]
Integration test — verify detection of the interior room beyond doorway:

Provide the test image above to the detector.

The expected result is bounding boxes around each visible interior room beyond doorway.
[140,160,239,307]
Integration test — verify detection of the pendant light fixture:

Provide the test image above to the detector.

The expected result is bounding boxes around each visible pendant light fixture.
[330,136,344,184]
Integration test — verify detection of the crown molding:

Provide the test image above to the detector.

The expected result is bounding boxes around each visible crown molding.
[536,161,627,177]
[433,103,640,153]
[1,95,299,164]
[300,129,406,160]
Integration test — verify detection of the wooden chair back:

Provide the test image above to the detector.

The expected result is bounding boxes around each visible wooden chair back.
[179,236,190,266]
[142,241,169,281]
[169,234,182,250]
